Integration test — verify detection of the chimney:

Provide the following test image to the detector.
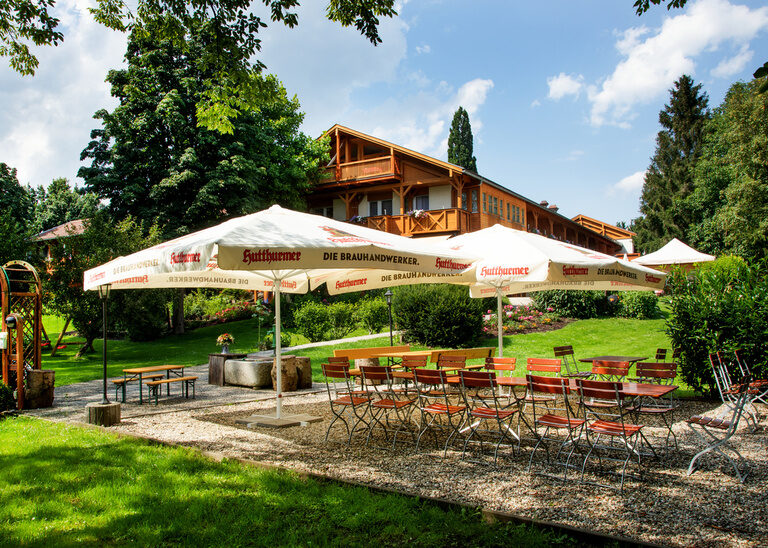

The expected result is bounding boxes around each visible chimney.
[539,200,548,207]
[548,204,559,213]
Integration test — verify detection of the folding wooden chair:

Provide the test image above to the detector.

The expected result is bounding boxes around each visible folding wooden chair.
[526,374,586,481]
[576,378,653,491]
[628,362,679,452]
[553,345,591,378]
[687,375,751,483]
[392,356,428,395]
[591,360,631,381]
[413,368,467,455]
[733,349,768,405]
[710,353,760,430]
[458,370,520,463]
[654,348,667,362]
[484,356,517,374]
[321,363,370,445]
[360,365,417,449]
[436,355,467,371]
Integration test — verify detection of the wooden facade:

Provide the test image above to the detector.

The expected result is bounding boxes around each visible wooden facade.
[309,125,620,255]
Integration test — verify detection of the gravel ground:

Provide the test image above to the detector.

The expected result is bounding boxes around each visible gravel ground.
[82,389,768,548]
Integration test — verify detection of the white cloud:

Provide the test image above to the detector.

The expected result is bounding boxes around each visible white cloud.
[611,171,646,195]
[711,43,754,77]
[588,0,768,127]
[560,150,584,162]
[0,0,126,187]
[415,44,431,54]
[547,73,584,100]
[530,99,541,108]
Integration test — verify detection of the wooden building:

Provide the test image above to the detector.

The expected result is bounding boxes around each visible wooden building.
[571,214,636,257]
[308,125,620,255]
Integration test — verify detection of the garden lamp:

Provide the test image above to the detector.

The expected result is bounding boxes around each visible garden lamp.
[385,289,393,347]
[97,284,111,405]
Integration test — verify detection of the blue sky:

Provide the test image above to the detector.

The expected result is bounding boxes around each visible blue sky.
[2,0,767,225]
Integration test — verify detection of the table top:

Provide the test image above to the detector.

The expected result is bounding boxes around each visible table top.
[578,355,648,363]
[372,350,440,359]
[123,365,185,374]
[495,376,677,397]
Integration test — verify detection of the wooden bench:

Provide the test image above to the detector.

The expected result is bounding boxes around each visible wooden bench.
[429,347,496,364]
[112,374,164,402]
[145,376,198,405]
[333,345,410,361]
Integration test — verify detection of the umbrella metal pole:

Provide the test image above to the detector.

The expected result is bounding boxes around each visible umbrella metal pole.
[496,290,504,358]
[274,282,282,419]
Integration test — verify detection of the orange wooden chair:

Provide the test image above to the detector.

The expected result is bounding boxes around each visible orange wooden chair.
[413,368,467,455]
[553,345,591,378]
[321,362,370,445]
[629,362,679,452]
[590,360,631,381]
[360,365,417,449]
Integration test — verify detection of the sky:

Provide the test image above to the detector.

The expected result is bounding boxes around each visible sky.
[2,0,768,225]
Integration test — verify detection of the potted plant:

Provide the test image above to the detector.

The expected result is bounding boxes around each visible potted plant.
[216,332,235,354]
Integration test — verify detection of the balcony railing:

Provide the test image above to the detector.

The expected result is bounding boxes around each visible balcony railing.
[361,208,472,236]
[322,156,394,183]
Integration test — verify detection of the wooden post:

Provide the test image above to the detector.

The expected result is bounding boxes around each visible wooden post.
[50,317,71,357]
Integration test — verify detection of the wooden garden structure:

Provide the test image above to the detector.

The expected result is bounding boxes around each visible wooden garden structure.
[1,261,43,409]
[308,125,620,255]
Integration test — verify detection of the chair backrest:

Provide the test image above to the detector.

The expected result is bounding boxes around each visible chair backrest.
[322,362,350,379]
[401,356,428,370]
[332,345,410,360]
[655,348,667,361]
[526,358,562,374]
[733,349,752,376]
[413,367,448,386]
[553,345,580,375]
[485,357,516,372]
[715,351,736,387]
[459,370,496,389]
[634,362,677,384]
[576,379,626,422]
[436,355,467,370]
[709,353,734,402]
[591,360,630,380]
[526,374,578,430]
[326,356,351,367]
[359,365,392,382]
[430,347,495,362]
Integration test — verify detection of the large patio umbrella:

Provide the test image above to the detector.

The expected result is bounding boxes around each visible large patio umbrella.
[83,205,474,424]
[320,224,667,357]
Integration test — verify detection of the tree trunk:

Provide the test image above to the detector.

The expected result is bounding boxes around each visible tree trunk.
[76,337,96,358]
[173,288,185,335]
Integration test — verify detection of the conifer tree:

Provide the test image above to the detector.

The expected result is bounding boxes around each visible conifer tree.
[634,75,709,253]
[447,107,478,172]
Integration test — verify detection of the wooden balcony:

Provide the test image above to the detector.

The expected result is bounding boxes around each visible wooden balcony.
[361,208,472,236]
[322,156,394,183]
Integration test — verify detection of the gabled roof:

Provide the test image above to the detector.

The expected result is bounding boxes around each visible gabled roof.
[571,214,636,238]
[633,238,715,266]
[35,219,87,241]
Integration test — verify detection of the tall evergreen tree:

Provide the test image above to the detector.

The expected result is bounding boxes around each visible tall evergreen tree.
[447,106,478,172]
[633,75,709,253]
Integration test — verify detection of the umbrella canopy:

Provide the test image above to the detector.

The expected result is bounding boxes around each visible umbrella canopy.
[321,224,667,357]
[83,205,475,421]
[633,238,715,267]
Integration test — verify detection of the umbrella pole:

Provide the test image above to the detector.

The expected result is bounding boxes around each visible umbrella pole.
[274,282,282,420]
[496,290,504,358]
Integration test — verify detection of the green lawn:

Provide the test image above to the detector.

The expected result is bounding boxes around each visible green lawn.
[0,417,579,547]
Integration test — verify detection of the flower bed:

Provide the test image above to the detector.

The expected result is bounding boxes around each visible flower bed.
[482,304,568,335]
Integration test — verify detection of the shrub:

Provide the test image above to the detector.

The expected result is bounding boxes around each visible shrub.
[532,290,614,319]
[356,298,389,334]
[114,289,172,342]
[293,301,330,342]
[259,330,292,350]
[617,291,660,319]
[0,382,15,412]
[327,302,356,340]
[393,284,484,348]
[666,259,768,394]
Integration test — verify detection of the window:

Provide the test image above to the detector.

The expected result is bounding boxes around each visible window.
[483,193,487,212]
[471,189,479,213]
[313,207,333,218]
[461,192,468,210]
[414,194,429,211]
[507,203,510,220]
[369,199,393,216]
[499,199,504,217]
[521,210,524,225]
[493,197,498,215]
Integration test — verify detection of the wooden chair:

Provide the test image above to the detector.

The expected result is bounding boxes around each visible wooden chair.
[553,345,591,378]
[591,360,631,381]
[629,362,679,452]
[655,348,667,362]
[323,356,366,396]
[686,375,751,483]
[733,349,768,405]
[413,368,467,455]
[484,357,517,375]
[525,375,586,481]
[360,365,416,449]
[321,362,370,445]
[436,355,468,371]
[710,353,759,430]
[458,370,520,463]
[575,379,652,491]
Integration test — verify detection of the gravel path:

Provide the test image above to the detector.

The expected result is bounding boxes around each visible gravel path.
[27,377,768,547]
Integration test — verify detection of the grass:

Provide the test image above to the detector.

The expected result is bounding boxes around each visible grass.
[0,416,581,547]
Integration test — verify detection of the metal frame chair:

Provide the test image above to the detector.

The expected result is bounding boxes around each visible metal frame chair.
[628,362,679,453]
[458,370,520,463]
[710,353,760,430]
[733,349,768,405]
[590,360,631,381]
[321,362,371,445]
[553,345,592,378]
[360,365,417,449]
[413,368,467,455]
[686,375,751,483]
[576,378,652,491]
[525,374,586,481]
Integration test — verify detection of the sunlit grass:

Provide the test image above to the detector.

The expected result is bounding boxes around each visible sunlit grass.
[0,417,578,547]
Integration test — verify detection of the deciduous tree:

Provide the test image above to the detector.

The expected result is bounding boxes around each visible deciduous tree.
[32,177,99,232]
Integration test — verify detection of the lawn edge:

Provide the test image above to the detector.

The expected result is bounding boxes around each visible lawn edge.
[30,415,666,548]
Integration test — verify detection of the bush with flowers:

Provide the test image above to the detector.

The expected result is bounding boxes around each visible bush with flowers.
[184,289,269,329]
[482,303,562,335]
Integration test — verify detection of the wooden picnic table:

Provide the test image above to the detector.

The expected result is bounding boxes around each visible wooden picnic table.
[122,365,186,404]
[578,355,648,363]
